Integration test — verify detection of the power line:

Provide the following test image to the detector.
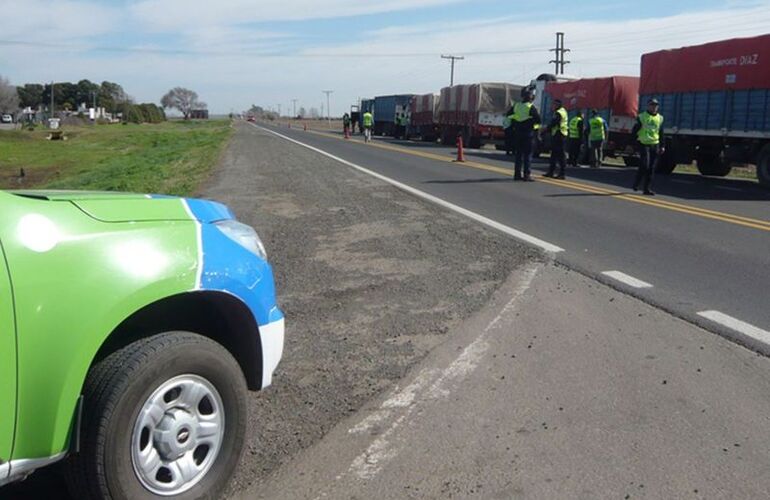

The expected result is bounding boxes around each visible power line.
[441,54,464,86]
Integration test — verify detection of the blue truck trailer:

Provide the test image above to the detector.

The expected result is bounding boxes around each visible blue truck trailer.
[372,94,414,137]
[640,34,770,186]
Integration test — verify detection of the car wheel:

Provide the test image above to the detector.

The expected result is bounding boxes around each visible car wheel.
[65,332,247,500]
[696,150,732,177]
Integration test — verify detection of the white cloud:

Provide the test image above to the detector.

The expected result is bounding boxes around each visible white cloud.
[0,0,118,41]
[128,0,466,30]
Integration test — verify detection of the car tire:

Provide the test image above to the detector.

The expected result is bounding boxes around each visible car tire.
[64,332,247,500]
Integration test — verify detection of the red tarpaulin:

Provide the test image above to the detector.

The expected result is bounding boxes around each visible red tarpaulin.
[640,33,770,94]
[545,76,639,117]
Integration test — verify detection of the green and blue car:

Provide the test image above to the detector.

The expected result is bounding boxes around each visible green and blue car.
[0,189,284,498]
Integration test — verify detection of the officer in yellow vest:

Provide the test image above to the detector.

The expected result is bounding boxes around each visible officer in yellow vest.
[588,109,608,168]
[568,111,584,167]
[362,110,374,143]
[631,98,665,195]
[543,99,569,179]
[512,87,542,181]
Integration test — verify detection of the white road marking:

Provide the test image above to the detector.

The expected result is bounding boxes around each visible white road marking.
[601,270,653,289]
[342,263,541,481]
[697,311,770,345]
[252,123,564,254]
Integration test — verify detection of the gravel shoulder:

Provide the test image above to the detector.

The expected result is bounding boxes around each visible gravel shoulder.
[209,122,540,495]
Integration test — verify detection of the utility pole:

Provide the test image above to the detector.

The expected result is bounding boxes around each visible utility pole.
[549,32,571,75]
[441,54,464,87]
[277,104,281,117]
[292,99,298,118]
[322,90,333,126]
[50,81,55,118]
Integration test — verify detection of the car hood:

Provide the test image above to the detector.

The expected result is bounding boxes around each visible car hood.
[7,190,233,223]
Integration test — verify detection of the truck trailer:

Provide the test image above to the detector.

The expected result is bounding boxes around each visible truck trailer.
[640,34,770,186]
[372,94,413,137]
[543,76,640,165]
[438,82,523,148]
[409,93,440,141]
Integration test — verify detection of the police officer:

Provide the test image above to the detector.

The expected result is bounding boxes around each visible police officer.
[588,109,608,168]
[631,98,664,195]
[568,110,584,167]
[342,112,351,139]
[543,99,568,179]
[511,88,541,181]
[362,109,374,143]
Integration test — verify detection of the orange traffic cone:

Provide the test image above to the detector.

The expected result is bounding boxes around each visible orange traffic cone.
[304,123,307,131]
[455,135,466,162]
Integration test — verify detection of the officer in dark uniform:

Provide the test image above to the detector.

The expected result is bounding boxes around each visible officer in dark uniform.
[543,99,569,179]
[511,87,541,181]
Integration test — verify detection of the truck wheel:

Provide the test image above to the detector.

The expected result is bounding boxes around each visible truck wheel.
[65,332,247,500]
[623,156,640,167]
[758,144,770,188]
[696,152,732,177]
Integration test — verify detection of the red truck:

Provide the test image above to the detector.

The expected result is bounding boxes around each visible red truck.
[438,82,523,148]
[409,93,439,141]
[640,34,770,185]
[543,76,640,165]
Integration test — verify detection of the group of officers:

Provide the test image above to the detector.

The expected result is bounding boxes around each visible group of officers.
[503,87,664,195]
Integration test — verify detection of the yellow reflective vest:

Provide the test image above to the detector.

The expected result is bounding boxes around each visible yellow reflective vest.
[637,111,663,145]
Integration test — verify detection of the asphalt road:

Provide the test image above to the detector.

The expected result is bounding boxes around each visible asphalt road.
[256,123,770,356]
[246,262,770,499]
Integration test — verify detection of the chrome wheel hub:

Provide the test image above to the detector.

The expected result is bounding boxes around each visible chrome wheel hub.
[131,374,225,496]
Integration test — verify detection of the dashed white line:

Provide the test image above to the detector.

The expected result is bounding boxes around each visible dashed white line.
[697,310,770,345]
[601,270,653,289]
[252,123,564,254]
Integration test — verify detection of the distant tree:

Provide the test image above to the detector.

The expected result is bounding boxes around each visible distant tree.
[76,79,100,108]
[16,83,44,109]
[0,75,19,113]
[99,81,129,113]
[161,87,206,120]
[298,106,307,118]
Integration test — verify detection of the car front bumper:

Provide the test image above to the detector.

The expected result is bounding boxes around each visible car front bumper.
[259,317,285,388]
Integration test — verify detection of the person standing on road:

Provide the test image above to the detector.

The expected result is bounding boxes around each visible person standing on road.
[503,105,515,156]
[511,88,541,181]
[363,110,374,143]
[343,113,351,139]
[631,98,665,196]
[588,109,608,168]
[543,99,568,179]
[568,110,584,167]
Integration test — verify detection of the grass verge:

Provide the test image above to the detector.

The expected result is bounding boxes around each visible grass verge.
[0,120,233,196]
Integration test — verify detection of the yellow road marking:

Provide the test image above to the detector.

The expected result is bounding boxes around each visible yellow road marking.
[288,125,770,233]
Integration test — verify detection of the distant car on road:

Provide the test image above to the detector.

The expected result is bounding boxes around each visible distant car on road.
[0,190,285,498]
[246,116,256,122]
[1,114,12,124]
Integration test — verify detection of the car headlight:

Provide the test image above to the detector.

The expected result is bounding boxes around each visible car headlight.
[214,220,267,260]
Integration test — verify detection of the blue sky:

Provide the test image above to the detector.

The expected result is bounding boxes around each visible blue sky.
[1,0,769,114]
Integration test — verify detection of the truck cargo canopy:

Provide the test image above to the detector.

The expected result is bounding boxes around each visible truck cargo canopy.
[641,34,770,93]
[544,76,639,117]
